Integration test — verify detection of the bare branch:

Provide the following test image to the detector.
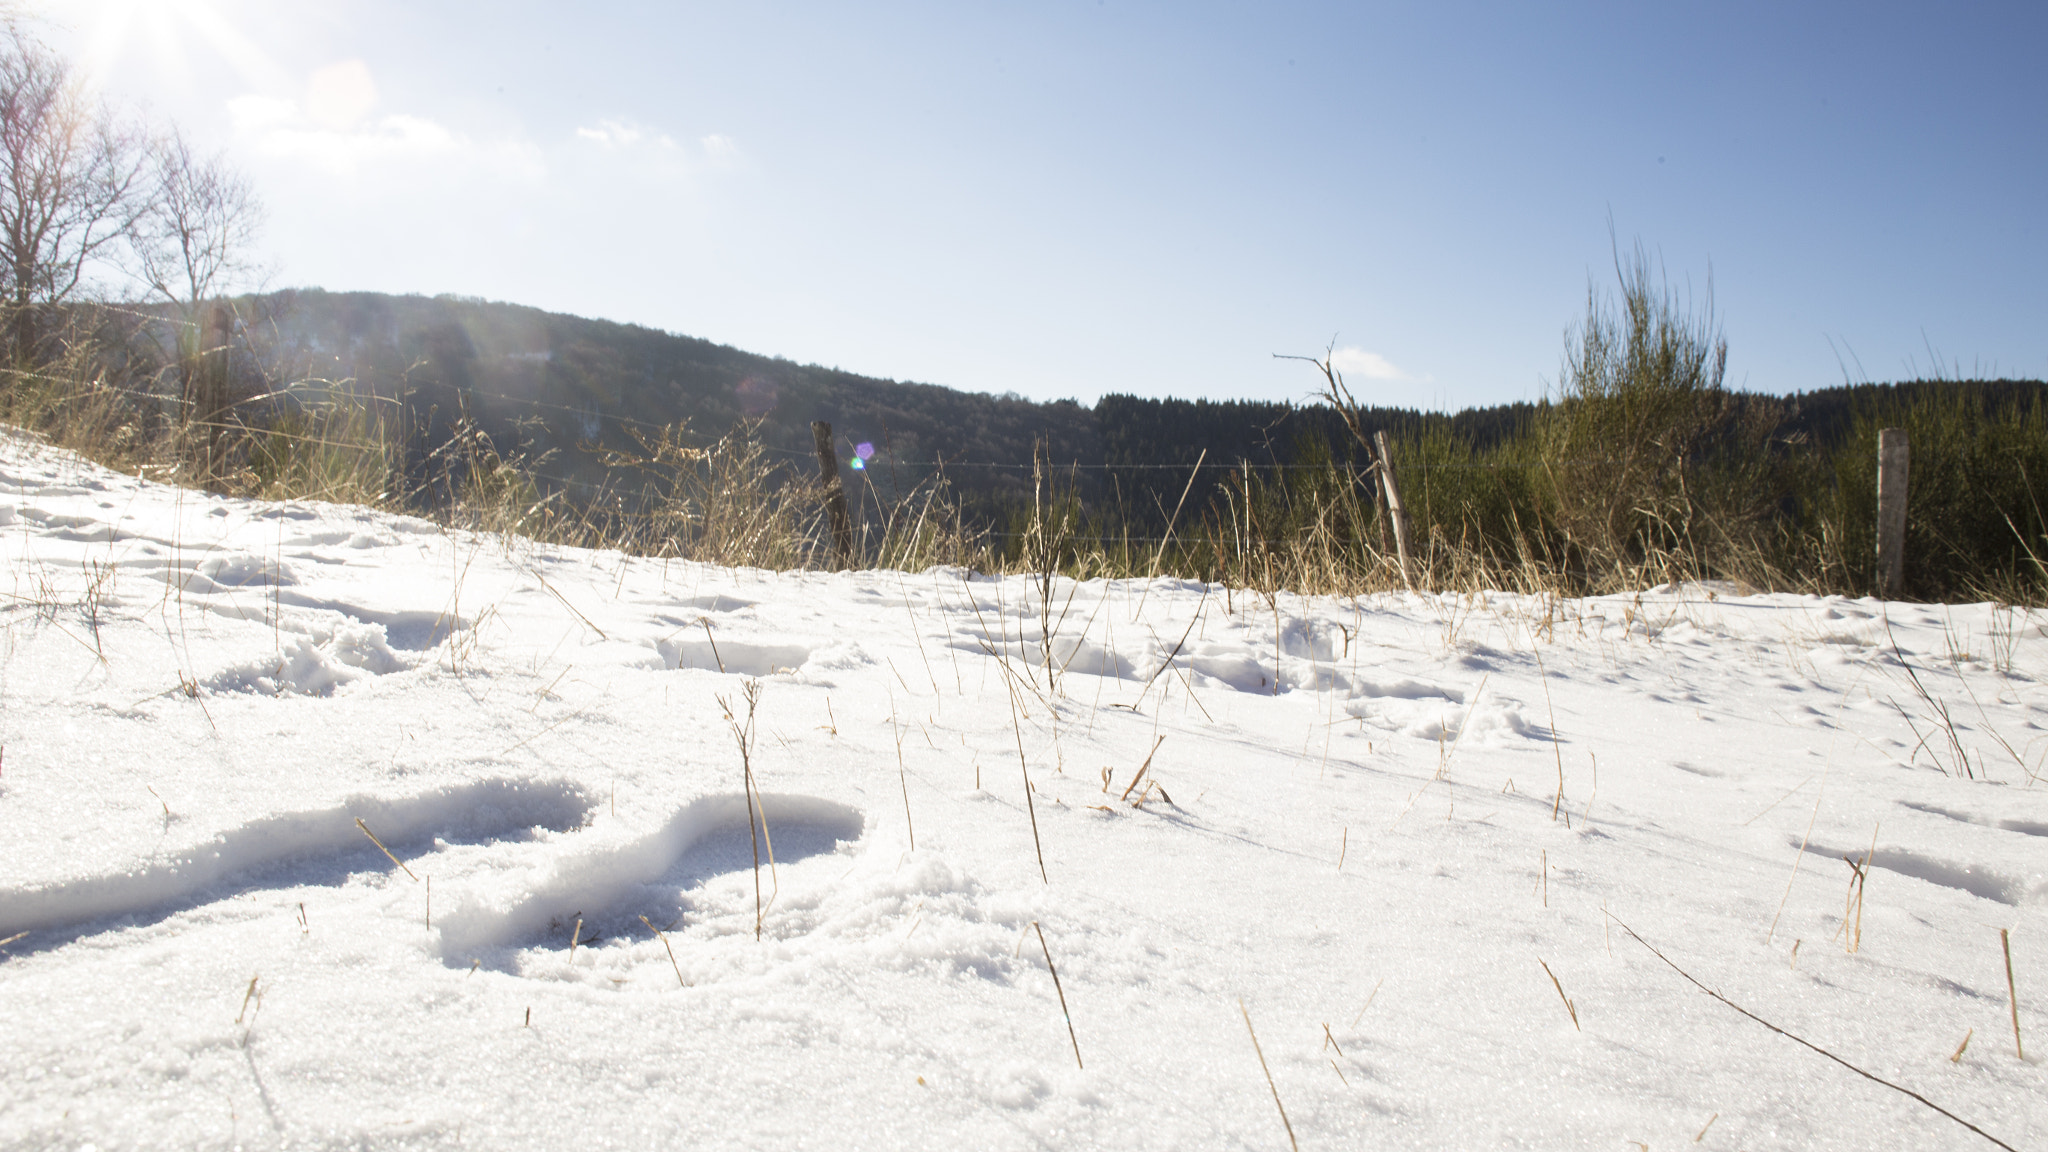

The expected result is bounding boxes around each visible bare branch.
[132,127,264,316]
[0,22,148,359]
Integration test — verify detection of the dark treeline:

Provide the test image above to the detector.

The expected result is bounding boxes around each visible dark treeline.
[48,284,2031,600]
[235,290,1547,527]
[216,291,2044,600]
[1092,395,1537,534]
[237,290,1099,512]
[10,283,2044,600]
[1779,379,2048,445]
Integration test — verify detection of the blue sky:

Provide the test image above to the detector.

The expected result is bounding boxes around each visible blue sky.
[37,1,2048,410]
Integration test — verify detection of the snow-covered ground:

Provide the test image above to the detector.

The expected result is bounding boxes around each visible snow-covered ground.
[0,426,2042,1151]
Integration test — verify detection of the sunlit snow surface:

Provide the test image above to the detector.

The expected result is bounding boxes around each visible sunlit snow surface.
[0,426,2042,1150]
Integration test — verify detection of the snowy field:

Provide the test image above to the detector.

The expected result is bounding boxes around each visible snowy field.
[0,426,2042,1151]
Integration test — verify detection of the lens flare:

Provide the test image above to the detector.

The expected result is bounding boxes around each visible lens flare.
[734,375,777,418]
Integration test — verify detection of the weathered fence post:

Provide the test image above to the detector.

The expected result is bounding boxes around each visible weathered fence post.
[1373,429,1412,589]
[1875,427,1909,598]
[1368,455,1391,557]
[811,420,854,567]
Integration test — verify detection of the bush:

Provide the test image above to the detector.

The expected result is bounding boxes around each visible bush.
[1805,387,2048,600]
[1537,243,1765,584]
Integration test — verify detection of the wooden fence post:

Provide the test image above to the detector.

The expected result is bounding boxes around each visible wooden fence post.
[1369,455,1391,556]
[812,421,854,567]
[1373,429,1412,589]
[1876,427,1909,598]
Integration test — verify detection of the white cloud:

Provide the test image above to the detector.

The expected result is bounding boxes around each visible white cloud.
[576,120,701,153]
[576,122,740,166]
[572,122,741,181]
[575,119,645,148]
[700,133,740,166]
[228,60,541,180]
[229,96,461,172]
[1329,346,1416,382]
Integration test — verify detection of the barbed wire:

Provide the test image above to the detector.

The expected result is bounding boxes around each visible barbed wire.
[764,447,1632,472]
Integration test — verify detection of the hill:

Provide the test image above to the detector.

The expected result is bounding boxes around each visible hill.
[215,290,2044,596]
[238,290,1540,522]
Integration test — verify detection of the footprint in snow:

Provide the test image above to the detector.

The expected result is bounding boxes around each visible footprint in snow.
[1342,677,1536,743]
[0,778,594,950]
[1896,799,2048,839]
[1793,835,2029,905]
[0,777,870,986]
[656,635,812,677]
[434,792,865,976]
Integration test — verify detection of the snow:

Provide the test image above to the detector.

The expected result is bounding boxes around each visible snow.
[0,425,2042,1150]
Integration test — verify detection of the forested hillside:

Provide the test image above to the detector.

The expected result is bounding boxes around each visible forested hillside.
[240,290,1541,520]
[230,292,2044,564]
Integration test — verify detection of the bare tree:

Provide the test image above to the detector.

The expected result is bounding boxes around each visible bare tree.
[132,128,264,475]
[1277,346,1412,586]
[133,129,263,316]
[0,22,146,364]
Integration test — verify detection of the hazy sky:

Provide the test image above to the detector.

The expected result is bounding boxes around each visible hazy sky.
[33,1,2048,409]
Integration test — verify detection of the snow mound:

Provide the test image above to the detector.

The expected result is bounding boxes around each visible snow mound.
[0,778,593,941]
[434,792,864,966]
[204,623,408,696]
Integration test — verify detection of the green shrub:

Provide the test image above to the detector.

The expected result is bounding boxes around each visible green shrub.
[1805,387,2048,600]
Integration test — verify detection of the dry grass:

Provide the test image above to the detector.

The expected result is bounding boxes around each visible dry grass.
[1539,958,1581,1030]
[354,818,419,882]
[1615,915,2022,1152]
[3,306,2040,607]
[1237,998,1299,1152]
[718,681,772,941]
[1032,922,1083,1070]
[2002,928,2023,1061]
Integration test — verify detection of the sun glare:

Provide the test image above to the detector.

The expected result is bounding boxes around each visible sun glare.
[71,0,290,97]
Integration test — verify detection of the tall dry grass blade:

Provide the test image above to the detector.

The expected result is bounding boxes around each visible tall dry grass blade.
[1237,998,1299,1152]
[2003,928,2024,1061]
[1033,922,1083,1070]
[235,975,260,1026]
[640,915,687,988]
[1119,736,1165,803]
[1539,959,1579,1030]
[1351,978,1384,1028]
[1768,765,1829,944]
[1011,687,1049,884]
[720,681,768,939]
[355,818,419,881]
[1612,914,2020,1152]
[890,689,915,851]
[1533,645,1565,821]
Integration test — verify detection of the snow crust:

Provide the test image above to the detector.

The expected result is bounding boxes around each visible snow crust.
[0,426,2042,1149]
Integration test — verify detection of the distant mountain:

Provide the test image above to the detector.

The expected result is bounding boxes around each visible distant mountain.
[233,290,2043,530]
[241,289,1486,521]
[242,289,1091,508]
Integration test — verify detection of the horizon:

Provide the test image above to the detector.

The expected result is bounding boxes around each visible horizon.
[31,1,2048,412]
[224,285,2048,417]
